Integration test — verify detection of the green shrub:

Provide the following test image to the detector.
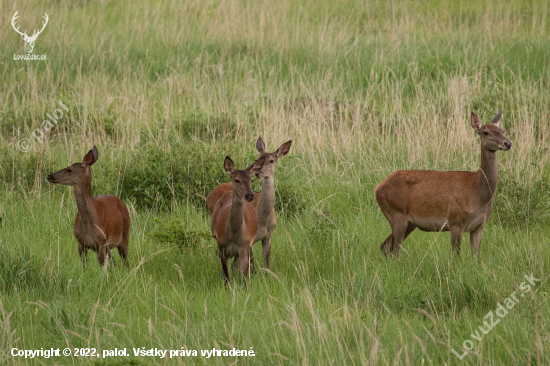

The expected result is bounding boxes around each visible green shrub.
[118,140,255,210]
[495,175,550,227]
[148,218,211,250]
[117,140,308,214]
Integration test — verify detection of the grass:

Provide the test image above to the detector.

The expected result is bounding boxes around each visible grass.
[1,0,550,365]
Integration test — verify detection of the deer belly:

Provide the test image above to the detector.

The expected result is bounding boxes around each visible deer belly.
[410,217,450,232]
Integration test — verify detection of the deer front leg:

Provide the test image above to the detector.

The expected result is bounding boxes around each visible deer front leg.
[238,249,251,287]
[220,255,230,286]
[78,241,88,266]
[262,235,272,268]
[97,244,109,267]
[470,226,484,257]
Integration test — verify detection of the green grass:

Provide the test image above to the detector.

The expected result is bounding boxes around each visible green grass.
[1,0,550,365]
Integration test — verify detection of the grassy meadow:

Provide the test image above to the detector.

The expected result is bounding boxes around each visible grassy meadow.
[1,0,550,364]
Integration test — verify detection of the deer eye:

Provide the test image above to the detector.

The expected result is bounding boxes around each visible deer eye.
[234,179,240,183]
[66,168,72,173]
[270,159,275,163]
[483,131,489,136]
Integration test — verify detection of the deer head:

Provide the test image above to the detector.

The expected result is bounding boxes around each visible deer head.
[12,11,49,54]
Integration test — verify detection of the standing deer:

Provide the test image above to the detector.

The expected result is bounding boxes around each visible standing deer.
[206,137,292,269]
[375,111,512,257]
[11,11,49,54]
[46,146,130,267]
[210,156,265,285]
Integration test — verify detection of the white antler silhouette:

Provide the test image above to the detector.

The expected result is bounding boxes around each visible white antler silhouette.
[11,11,49,54]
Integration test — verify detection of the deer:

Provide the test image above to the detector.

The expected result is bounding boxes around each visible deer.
[375,111,512,257]
[210,156,265,285]
[206,137,292,269]
[46,146,130,267]
[11,11,49,54]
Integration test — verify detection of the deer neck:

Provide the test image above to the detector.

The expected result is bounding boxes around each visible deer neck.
[477,146,499,201]
[73,179,96,226]
[258,176,275,225]
[228,189,245,234]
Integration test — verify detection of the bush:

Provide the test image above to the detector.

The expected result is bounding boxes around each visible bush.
[117,140,308,214]
[148,218,211,250]
[495,175,550,227]
[118,140,256,210]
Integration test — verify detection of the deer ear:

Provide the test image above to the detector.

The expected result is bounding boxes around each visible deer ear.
[256,137,266,153]
[275,140,292,158]
[83,146,99,166]
[470,112,481,132]
[224,156,234,175]
[248,156,266,175]
[492,109,502,126]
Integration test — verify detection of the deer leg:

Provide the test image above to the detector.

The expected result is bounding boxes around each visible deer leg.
[470,226,484,257]
[450,226,463,256]
[118,230,130,268]
[97,245,108,267]
[78,242,88,266]
[221,255,230,286]
[262,236,272,269]
[239,249,251,288]
[389,218,410,256]
[380,234,393,258]
[117,245,129,268]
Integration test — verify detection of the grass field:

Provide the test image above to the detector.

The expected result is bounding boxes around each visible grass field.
[1,0,550,365]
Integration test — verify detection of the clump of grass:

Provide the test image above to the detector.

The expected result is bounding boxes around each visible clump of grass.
[0,148,54,193]
[118,140,255,210]
[496,175,550,227]
[118,140,308,214]
[148,218,211,250]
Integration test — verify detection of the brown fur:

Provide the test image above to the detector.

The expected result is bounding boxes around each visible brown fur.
[375,111,512,257]
[206,137,291,269]
[47,146,130,266]
[207,182,259,215]
[210,156,265,285]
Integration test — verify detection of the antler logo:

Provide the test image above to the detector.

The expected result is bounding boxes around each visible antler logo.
[11,11,49,54]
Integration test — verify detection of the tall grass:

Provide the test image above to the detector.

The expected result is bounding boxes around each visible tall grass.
[1,0,549,365]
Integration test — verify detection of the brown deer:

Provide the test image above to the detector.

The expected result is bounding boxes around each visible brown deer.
[206,137,292,269]
[210,156,265,285]
[46,146,130,267]
[375,111,512,257]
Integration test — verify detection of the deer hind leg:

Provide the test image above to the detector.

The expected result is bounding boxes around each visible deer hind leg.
[388,217,413,256]
[117,242,129,268]
[380,234,394,257]
[450,226,463,256]
[470,226,484,257]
